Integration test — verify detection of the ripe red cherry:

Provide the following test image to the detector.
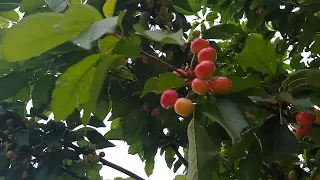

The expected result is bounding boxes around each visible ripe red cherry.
[209,76,232,95]
[151,108,159,117]
[197,47,217,62]
[160,90,179,109]
[191,78,209,95]
[295,126,310,136]
[194,61,215,79]
[190,38,210,54]
[173,69,187,77]
[296,112,314,126]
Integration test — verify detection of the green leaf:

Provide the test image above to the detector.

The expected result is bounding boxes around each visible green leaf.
[144,159,155,177]
[128,140,142,155]
[98,35,121,52]
[80,127,115,148]
[141,72,186,97]
[310,34,320,54]
[306,70,320,87]
[112,34,141,58]
[72,16,119,50]
[258,118,299,161]
[237,33,277,75]
[276,92,313,113]
[165,148,176,169]
[20,0,46,13]
[309,126,320,145]
[187,0,204,12]
[175,175,186,180]
[32,75,56,109]
[171,0,194,15]
[0,71,30,101]
[134,24,185,46]
[51,54,101,121]
[15,130,30,147]
[202,24,245,39]
[82,54,120,125]
[0,10,20,22]
[0,1,20,11]
[202,95,249,143]
[1,3,102,62]
[228,74,261,92]
[45,0,68,12]
[238,138,262,180]
[187,118,219,180]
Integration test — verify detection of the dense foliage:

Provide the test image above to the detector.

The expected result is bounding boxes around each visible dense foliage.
[1,0,320,179]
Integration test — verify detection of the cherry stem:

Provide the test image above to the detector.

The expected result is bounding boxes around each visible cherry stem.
[67,143,145,180]
[140,49,192,79]
[190,54,196,70]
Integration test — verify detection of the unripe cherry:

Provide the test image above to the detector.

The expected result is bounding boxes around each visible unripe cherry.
[160,90,179,109]
[296,111,314,126]
[194,61,215,79]
[197,47,217,62]
[192,30,201,38]
[209,76,232,95]
[174,98,193,117]
[190,38,210,54]
[99,152,105,157]
[191,78,209,95]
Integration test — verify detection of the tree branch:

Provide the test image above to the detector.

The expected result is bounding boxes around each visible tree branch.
[67,143,145,180]
[100,158,145,180]
[140,49,192,79]
[170,144,188,168]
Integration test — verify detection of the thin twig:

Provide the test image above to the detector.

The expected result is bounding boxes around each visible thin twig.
[140,49,192,79]
[67,143,145,180]
[100,158,145,180]
[170,144,188,168]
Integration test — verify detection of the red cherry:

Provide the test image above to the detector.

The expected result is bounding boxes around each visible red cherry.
[295,126,310,136]
[99,152,105,158]
[160,90,179,109]
[194,61,215,79]
[209,76,232,95]
[296,112,314,126]
[173,69,187,77]
[190,38,210,54]
[197,47,217,62]
[191,78,209,95]
[151,108,159,117]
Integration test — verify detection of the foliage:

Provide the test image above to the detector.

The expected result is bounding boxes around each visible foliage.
[0,0,320,180]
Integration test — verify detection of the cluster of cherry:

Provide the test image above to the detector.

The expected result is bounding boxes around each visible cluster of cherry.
[159,37,233,117]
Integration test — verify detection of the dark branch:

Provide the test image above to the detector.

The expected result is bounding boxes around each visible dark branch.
[67,143,145,180]
[170,144,188,168]
[100,158,145,180]
[140,49,192,79]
